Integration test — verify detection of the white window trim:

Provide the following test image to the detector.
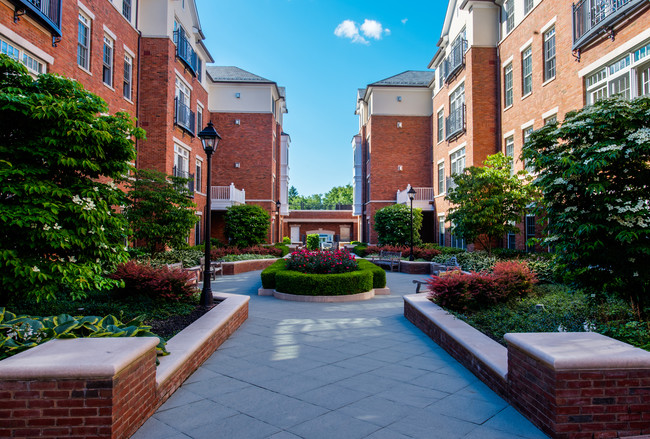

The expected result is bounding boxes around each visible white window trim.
[197,99,205,109]
[503,129,515,139]
[0,23,54,65]
[172,136,191,150]
[502,55,514,68]
[519,38,533,53]
[579,29,650,77]
[174,69,193,90]
[542,107,558,120]
[437,158,445,165]
[437,104,445,114]
[540,16,556,35]
[123,44,135,58]
[448,78,466,96]
[449,142,467,156]
[103,25,117,41]
[77,0,95,19]
[521,119,535,130]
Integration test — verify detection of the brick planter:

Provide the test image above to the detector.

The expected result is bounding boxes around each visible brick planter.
[222,258,279,275]
[0,293,249,439]
[404,294,650,439]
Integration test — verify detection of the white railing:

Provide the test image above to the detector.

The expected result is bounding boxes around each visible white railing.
[396,186,435,209]
[210,183,245,209]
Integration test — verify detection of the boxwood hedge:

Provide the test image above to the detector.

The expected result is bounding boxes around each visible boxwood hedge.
[261,259,286,289]
[357,259,386,289]
[275,269,373,296]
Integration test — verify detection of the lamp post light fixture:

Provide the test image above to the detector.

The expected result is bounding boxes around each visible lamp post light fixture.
[197,121,222,307]
[407,186,416,261]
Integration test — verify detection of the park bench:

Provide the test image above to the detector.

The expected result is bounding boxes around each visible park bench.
[413,257,469,293]
[370,250,402,272]
[199,257,223,280]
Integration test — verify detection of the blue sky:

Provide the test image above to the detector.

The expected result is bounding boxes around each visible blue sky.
[196,0,446,196]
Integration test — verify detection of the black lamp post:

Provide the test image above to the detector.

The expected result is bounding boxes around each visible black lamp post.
[275,200,281,243]
[197,121,221,307]
[407,186,416,261]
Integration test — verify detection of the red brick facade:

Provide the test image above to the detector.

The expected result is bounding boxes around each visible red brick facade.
[282,210,359,243]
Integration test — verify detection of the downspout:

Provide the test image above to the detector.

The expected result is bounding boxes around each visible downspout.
[134,0,141,171]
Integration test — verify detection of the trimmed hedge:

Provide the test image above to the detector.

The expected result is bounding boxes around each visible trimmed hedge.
[275,270,373,296]
[357,259,386,289]
[261,259,286,289]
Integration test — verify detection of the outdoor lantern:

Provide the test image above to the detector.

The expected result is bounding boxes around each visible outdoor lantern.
[408,187,416,261]
[198,121,221,154]
[197,121,222,307]
[276,200,281,211]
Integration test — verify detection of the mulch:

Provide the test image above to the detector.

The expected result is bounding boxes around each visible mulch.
[147,302,218,340]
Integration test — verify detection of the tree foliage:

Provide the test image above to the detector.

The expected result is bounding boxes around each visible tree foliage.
[374,204,423,246]
[122,169,198,254]
[225,204,270,247]
[288,184,353,210]
[522,97,650,310]
[0,55,143,303]
[446,153,537,253]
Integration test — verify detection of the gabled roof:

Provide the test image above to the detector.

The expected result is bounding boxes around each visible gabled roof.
[369,70,436,87]
[206,66,274,83]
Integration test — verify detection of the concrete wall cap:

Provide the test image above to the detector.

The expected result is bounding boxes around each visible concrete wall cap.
[0,337,159,380]
[504,332,650,370]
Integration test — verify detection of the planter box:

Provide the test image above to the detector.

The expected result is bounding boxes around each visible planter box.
[0,293,249,439]
[222,258,279,275]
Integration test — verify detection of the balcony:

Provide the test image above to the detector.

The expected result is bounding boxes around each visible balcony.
[445,104,466,140]
[211,183,246,210]
[442,38,467,84]
[573,0,646,50]
[173,30,199,76]
[10,0,61,40]
[172,166,194,195]
[174,98,195,135]
[396,186,435,211]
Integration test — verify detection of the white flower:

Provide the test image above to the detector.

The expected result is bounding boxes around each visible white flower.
[32,266,40,272]
[108,181,117,189]
[72,195,83,205]
[628,127,650,144]
[633,272,639,277]
[93,187,99,192]
[68,256,76,263]
[53,223,61,230]
[43,224,51,231]
[99,226,105,232]
[596,145,623,153]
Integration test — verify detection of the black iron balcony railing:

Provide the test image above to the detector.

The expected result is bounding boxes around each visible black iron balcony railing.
[173,29,199,76]
[442,38,467,83]
[572,0,645,49]
[445,104,466,140]
[174,97,195,135]
[172,166,195,194]
[11,0,61,39]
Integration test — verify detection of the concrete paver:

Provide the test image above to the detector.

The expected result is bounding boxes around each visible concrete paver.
[132,270,548,439]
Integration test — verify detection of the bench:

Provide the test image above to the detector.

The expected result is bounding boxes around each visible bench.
[199,258,223,280]
[370,251,402,272]
[166,262,202,285]
[412,279,429,293]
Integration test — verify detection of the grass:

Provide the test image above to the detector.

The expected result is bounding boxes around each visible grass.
[450,284,650,351]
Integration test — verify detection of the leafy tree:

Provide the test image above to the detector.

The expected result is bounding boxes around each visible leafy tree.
[0,56,143,303]
[225,204,270,247]
[446,153,537,253]
[322,184,353,206]
[522,97,650,310]
[374,204,423,246]
[288,186,299,203]
[122,169,198,254]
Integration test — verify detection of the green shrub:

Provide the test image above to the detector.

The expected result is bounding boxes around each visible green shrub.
[282,237,291,244]
[352,243,368,257]
[306,234,320,250]
[351,241,363,246]
[0,308,167,360]
[260,259,286,289]
[220,254,276,262]
[374,204,423,246]
[275,270,373,296]
[357,259,386,288]
[225,205,270,247]
[274,244,291,256]
[148,248,203,268]
[431,251,498,272]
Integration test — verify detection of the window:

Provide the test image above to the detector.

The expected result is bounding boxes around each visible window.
[195,160,202,193]
[437,109,444,143]
[196,105,203,133]
[543,27,556,81]
[0,38,19,60]
[447,84,465,138]
[524,0,534,14]
[174,144,189,176]
[585,46,650,104]
[194,216,202,245]
[439,216,445,246]
[197,58,202,82]
[525,214,536,252]
[102,35,113,87]
[609,74,630,100]
[175,76,192,128]
[507,232,517,249]
[437,162,445,194]
[78,13,90,70]
[450,221,466,249]
[122,0,131,21]
[449,147,466,190]
[505,0,514,34]
[505,136,515,176]
[22,52,43,74]
[523,127,534,173]
[504,64,513,107]
[544,114,557,125]
[1,38,44,74]
[639,63,650,97]
[123,55,132,100]
[522,47,532,95]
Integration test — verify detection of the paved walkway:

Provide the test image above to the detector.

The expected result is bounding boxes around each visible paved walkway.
[132,271,548,439]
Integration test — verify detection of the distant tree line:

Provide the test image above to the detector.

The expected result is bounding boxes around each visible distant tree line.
[288,184,353,210]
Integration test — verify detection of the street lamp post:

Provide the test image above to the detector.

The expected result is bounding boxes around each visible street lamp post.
[275,200,281,243]
[197,121,222,307]
[407,186,416,261]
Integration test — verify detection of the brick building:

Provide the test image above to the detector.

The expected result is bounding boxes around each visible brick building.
[1,0,290,245]
[355,0,650,249]
[353,71,436,244]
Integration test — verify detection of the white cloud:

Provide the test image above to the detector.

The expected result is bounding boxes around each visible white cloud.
[360,19,386,40]
[334,20,368,44]
[401,18,408,24]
